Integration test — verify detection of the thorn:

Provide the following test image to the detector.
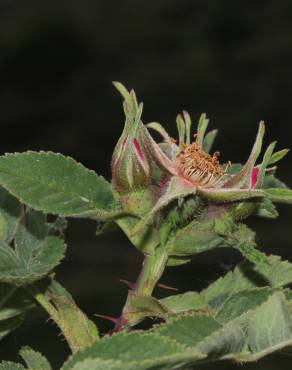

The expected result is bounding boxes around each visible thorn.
[119,279,136,290]
[95,313,118,324]
[158,283,178,291]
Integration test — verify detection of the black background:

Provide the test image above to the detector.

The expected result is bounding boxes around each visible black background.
[0,1,292,369]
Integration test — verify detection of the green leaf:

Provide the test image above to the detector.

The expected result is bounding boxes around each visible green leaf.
[0,187,23,243]
[154,312,246,359]
[0,284,34,321]
[238,292,292,361]
[0,362,25,370]
[0,209,66,286]
[0,284,34,340]
[0,315,24,341]
[66,359,126,370]
[214,287,276,323]
[155,314,221,348]
[0,152,117,219]
[20,346,52,370]
[161,291,207,314]
[225,224,269,265]
[264,187,292,204]
[161,253,292,322]
[203,255,292,314]
[123,292,169,326]
[62,331,204,370]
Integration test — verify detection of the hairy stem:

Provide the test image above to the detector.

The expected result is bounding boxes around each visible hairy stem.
[28,285,59,322]
[135,250,169,295]
[114,249,168,331]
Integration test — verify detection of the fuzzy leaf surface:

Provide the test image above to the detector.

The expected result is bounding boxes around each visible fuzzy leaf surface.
[0,362,25,370]
[0,187,23,243]
[0,209,66,286]
[62,331,204,370]
[163,254,292,317]
[0,152,117,219]
[20,346,52,370]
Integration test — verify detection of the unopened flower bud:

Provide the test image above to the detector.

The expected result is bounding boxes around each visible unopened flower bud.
[111,82,162,192]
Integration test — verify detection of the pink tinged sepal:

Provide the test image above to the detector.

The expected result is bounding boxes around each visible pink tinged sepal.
[222,121,265,189]
[255,141,277,188]
[112,82,178,192]
[111,103,151,191]
[251,167,260,189]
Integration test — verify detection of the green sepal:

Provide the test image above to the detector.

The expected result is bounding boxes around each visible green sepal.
[256,141,277,188]
[268,148,289,165]
[223,122,265,188]
[264,187,292,204]
[255,198,279,219]
[131,176,197,236]
[196,113,209,149]
[146,122,171,143]
[198,187,264,203]
[202,129,218,153]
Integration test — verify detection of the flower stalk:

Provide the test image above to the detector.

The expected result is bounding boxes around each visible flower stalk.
[113,250,168,331]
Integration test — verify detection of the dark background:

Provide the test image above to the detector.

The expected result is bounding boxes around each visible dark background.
[0,1,292,369]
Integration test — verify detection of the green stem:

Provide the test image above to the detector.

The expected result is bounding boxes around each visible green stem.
[114,249,168,331]
[135,250,169,295]
[27,285,59,322]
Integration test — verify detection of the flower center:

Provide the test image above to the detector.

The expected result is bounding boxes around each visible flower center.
[177,141,227,188]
